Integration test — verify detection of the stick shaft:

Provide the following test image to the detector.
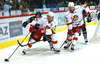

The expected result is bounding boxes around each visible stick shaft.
[20,40,43,47]
[7,33,30,59]
[60,42,65,49]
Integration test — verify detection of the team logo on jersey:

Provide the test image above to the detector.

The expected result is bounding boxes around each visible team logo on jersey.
[72,15,79,21]
[90,11,95,21]
[34,36,38,38]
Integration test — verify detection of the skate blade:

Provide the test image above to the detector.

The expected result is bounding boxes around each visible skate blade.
[69,47,74,52]
[54,51,60,54]
[50,49,53,51]
[64,47,70,50]
[82,42,88,45]
[53,50,60,54]
[70,49,74,52]
[85,42,88,45]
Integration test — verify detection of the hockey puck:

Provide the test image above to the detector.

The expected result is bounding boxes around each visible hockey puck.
[4,59,9,62]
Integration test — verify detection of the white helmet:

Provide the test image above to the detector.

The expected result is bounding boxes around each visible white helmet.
[68,2,74,7]
[47,11,54,17]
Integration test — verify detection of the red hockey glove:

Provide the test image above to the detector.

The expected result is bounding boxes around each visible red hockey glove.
[29,24,35,33]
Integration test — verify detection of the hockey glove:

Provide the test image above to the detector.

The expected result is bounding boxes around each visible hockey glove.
[43,36,47,42]
[29,23,40,33]
[29,25,34,33]
[30,23,40,38]
[43,36,51,42]
[23,21,28,28]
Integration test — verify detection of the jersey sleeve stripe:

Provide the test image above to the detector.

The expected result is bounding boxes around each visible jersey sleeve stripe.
[67,22,72,26]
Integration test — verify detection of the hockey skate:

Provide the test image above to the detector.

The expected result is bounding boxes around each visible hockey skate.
[70,44,75,51]
[64,44,70,49]
[85,38,88,44]
[49,42,53,50]
[22,49,26,55]
[53,48,60,53]
[22,46,30,55]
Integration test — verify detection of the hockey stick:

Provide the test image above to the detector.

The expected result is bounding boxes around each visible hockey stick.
[18,35,60,53]
[4,33,30,62]
[60,42,66,49]
[18,36,51,47]
[17,40,43,47]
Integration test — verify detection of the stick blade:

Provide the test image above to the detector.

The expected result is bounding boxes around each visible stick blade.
[4,59,9,62]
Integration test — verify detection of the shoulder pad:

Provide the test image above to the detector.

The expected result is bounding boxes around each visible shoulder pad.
[66,11,70,16]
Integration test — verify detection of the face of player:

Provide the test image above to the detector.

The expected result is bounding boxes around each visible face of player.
[69,7,74,13]
[47,16,54,22]
[99,5,100,7]
[36,15,40,18]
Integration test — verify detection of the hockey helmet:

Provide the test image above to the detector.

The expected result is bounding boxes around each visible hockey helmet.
[68,2,75,7]
[36,12,41,17]
[47,11,54,17]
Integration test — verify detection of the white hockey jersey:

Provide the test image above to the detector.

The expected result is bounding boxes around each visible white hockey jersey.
[30,15,48,26]
[31,16,57,35]
[66,4,90,29]
[37,18,57,35]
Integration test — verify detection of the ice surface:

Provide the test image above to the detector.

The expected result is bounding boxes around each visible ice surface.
[0,25,100,64]
[90,20,100,43]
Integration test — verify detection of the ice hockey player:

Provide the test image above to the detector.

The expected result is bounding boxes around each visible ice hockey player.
[97,4,100,20]
[22,12,60,54]
[74,5,91,43]
[82,10,91,43]
[22,12,54,52]
[64,2,91,51]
